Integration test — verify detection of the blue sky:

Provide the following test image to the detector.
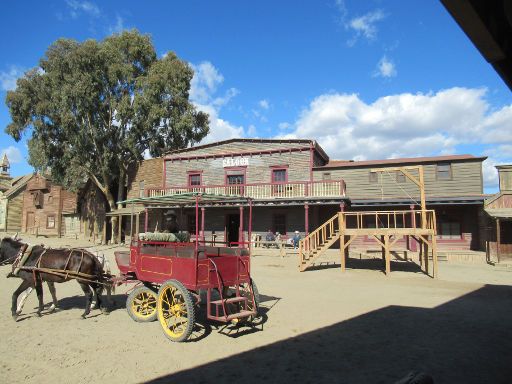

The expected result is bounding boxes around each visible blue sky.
[0,0,511,192]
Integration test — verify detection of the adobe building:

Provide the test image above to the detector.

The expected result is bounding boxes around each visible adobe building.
[125,138,488,256]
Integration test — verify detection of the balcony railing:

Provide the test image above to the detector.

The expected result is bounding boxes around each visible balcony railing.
[147,180,346,200]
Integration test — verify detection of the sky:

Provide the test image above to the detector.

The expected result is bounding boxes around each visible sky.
[0,0,511,193]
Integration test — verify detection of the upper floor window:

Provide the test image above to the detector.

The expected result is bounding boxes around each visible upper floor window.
[226,168,246,195]
[322,172,331,180]
[272,169,287,183]
[188,173,202,187]
[47,215,55,229]
[139,180,145,198]
[369,171,378,183]
[436,163,452,180]
[227,174,244,185]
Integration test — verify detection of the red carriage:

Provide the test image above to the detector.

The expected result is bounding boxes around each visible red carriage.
[114,192,259,342]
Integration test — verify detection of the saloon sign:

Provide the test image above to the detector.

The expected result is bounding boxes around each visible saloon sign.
[222,157,249,167]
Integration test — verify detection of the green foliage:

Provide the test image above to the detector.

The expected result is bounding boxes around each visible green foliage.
[5,30,209,204]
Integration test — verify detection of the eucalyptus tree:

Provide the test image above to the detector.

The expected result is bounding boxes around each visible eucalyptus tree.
[5,30,209,241]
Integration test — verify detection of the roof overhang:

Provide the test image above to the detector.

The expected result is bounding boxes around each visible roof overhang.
[118,192,249,208]
[441,0,512,91]
[485,208,512,219]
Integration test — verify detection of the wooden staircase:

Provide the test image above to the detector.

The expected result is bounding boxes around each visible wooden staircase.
[298,213,340,271]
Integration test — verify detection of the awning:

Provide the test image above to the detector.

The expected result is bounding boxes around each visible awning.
[118,192,248,207]
[106,206,146,216]
[485,208,512,219]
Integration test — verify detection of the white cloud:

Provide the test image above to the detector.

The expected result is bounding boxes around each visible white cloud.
[65,0,100,18]
[280,87,512,189]
[108,15,125,34]
[373,56,396,78]
[258,99,270,109]
[346,9,386,45]
[190,61,244,143]
[278,122,291,130]
[0,66,25,91]
[0,146,23,164]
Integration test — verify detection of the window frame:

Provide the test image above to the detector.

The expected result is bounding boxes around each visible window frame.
[187,172,202,187]
[369,171,378,183]
[139,180,145,198]
[436,163,453,181]
[46,215,56,229]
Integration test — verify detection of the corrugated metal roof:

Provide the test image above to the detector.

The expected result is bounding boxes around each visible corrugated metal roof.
[485,208,512,219]
[317,154,487,169]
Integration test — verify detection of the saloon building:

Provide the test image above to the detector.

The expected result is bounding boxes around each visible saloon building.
[125,138,489,254]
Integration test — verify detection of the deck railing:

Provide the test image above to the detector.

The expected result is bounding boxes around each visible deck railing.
[147,180,346,199]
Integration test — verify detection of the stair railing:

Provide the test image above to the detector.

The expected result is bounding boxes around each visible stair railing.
[299,213,340,267]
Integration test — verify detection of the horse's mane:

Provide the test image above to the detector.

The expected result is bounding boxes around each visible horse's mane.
[1,237,24,248]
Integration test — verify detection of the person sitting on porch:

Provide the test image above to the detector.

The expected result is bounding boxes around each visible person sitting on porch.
[164,210,179,234]
[265,229,275,248]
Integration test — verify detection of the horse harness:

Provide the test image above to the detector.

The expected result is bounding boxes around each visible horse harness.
[14,244,111,286]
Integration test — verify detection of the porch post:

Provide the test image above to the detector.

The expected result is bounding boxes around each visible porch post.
[497,218,501,263]
[340,201,345,212]
[201,207,205,244]
[409,204,417,252]
[305,203,309,235]
[144,208,148,233]
[239,205,244,247]
[248,199,253,250]
[117,214,122,244]
[195,197,199,252]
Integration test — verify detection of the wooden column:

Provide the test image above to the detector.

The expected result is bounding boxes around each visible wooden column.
[409,204,417,252]
[118,214,122,244]
[304,204,309,235]
[432,234,438,278]
[423,240,429,275]
[201,207,205,244]
[144,208,148,233]
[497,218,501,263]
[339,213,346,272]
[340,201,345,212]
[135,213,140,237]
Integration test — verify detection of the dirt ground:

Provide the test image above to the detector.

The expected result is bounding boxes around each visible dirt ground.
[1,234,511,384]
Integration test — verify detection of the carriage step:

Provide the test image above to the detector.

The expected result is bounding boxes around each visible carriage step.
[210,297,247,306]
[208,310,255,322]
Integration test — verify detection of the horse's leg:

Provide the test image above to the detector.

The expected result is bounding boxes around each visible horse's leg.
[78,282,93,319]
[90,287,99,310]
[47,282,58,313]
[34,279,44,317]
[91,283,109,315]
[16,286,34,315]
[12,279,32,320]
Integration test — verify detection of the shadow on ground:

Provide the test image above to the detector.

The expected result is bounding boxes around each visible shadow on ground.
[145,284,512,384]
[308,257,424,274]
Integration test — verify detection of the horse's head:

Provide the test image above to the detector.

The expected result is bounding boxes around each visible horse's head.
[0,237,24,264]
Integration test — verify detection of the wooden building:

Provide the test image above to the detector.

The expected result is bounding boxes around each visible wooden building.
[0,174,33,232]
[78,179,109,243]
[22,174,79,237]
[485,165,512,262]
[314,155,487,252]
[121,139,489,260]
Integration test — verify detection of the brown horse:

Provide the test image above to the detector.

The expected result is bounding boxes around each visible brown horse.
[0,237,111,320]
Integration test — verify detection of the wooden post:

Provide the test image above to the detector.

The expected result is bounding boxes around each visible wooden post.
[496,218,501,263]
[239,206,244,247]
[201,207,205,244]
[432,234,438,278]
[118,214,122,244]
[384,234,391,275]
[135,213,140,237]
[424,240,429,275]
[305,203,309,235]
[144,208,148,233]
[339,213,345,272]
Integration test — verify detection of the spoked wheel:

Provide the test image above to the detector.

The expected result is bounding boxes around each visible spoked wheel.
[157,280,195,342]
[126,286,158,322]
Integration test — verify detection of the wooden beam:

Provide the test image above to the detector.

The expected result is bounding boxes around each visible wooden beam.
[432,234,438,279]
[340,233,346,272]
[497,218,501,263]
[343,234,358,249]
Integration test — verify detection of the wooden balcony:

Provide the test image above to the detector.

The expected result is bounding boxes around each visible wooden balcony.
[147,180,346,200]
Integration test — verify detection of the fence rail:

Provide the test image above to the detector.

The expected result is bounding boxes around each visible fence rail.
[148,180,346,199]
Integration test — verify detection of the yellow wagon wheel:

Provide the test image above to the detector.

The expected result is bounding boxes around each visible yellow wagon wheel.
[126,286,158,322]
[157,280,195,342]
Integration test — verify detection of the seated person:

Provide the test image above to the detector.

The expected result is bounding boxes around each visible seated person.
[265,229,275,248]
[164,210,179,234]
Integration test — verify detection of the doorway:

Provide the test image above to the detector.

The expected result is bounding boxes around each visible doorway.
[226,214,240,245]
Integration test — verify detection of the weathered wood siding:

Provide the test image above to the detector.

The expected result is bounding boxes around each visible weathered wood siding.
[127,158,164,199]
[314,160,484,199]
[167,141,311,158]
[165,146,312,187]
[22,175,78,237]
[79,180,107,243]
[6,191,24,232]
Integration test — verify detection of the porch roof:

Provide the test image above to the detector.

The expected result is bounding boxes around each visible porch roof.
[118,192,248,207]
[485,208,512,219]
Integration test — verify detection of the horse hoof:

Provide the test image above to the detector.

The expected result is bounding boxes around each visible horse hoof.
[81,314,87,319]
[48,305,57,313]
[12,314,18,321]
[36,312,42,317]
[101,308,110,316]
[15,310,22,316]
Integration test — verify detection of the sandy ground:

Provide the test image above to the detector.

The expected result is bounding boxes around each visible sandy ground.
[1,233,512,384]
